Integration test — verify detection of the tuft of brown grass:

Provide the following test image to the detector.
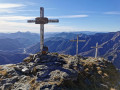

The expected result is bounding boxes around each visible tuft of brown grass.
[84,68,89,72]
[32,67,37,75]
[98,70,102,75]
[96,67,101,71]
[110,88,116,90]
[0,66,2,69]
[29,78,36,84]
[103,73,109,77]
[29,78,39,90]
[48,81,61,86]
[0,70,7,76]
[0,78,3,81]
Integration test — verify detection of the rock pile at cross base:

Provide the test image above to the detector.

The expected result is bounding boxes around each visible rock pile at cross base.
[0,53,120,90]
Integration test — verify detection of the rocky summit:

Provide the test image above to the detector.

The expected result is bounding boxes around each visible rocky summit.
[0,53,120,90]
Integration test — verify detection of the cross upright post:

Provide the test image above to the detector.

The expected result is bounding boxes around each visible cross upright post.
[40,7,44,51]
[91,42,103,58]
[70,35,86,57]
[27,7,59,52]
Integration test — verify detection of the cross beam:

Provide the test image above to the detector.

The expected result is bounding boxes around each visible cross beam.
[91,42,103,58]
[70,35,86,57]
[27,7,59,52]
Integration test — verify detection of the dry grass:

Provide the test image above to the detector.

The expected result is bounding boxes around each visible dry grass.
[0,78,3,81]
[84,68,89,72]
[0,66,2,69]
[32,67,37,75]
[7,65,16,68]
[98,70,102,75]
[96,67,101,71]
[29,78,39,90]
[29,78,36,84]
[110,88,116,90]
[48,81,61,86]
[103,73,109,77]
[0,70,7,76]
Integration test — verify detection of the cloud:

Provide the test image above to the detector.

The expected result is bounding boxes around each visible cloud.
[0,3,25,13]
[0,14,88,21]
[48,15,88,19]
[104,11,120,15]
[0,20,87,33]
[0,3,25,9]
[0,16,35,21]
[0,9,14,13]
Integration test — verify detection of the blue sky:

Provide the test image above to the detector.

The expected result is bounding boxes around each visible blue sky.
[0,0,120,33]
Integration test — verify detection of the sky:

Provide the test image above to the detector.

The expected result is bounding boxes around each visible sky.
[0,0,120,33]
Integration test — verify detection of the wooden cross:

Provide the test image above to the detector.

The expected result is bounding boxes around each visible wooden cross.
[70,35,86,57]
[27,7,59,52]
[91,42,103,58]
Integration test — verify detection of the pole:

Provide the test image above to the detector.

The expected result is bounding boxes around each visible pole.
[40,7,44,51]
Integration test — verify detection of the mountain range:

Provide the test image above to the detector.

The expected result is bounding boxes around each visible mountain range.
[26,31,120,69]
[0,31,119,69]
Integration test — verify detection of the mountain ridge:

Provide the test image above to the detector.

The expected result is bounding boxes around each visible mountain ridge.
[26,31,120,69]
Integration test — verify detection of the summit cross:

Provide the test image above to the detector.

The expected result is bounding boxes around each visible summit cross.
[91,42,103,58]
[70,35,86,57]
[27,7,59,52]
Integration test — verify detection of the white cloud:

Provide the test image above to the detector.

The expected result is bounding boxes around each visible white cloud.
[0,14,88,22]
[0,3,25,13]
[48,15,88,19]
[0,16,35,21]
[0,3,25,9]
[0,14,89,33]
[0,9,14,13]
[104,11,120,15]
[0,20,87,33]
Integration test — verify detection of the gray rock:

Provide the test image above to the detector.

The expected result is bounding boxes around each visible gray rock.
[33,54,39,60]
[28,62,35,66]
[49,69,78,81]
[37,71,49,78]
[100,84,108,89]
[12,83,30,90]
[34,58,40,63]
[50,70,63,81]
[2,83,12,90]
[2,65,16,75]
[1,76,19,85]
[35,65,48,71]
[39,83,58,90]
[0,87,2,90]
[23,57,31,62]
[10,76,19,83]
[68,57,79,68]
[22,67,29,74]
[14,66,22,72]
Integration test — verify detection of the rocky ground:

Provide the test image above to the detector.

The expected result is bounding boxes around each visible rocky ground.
[0,52,120,90]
